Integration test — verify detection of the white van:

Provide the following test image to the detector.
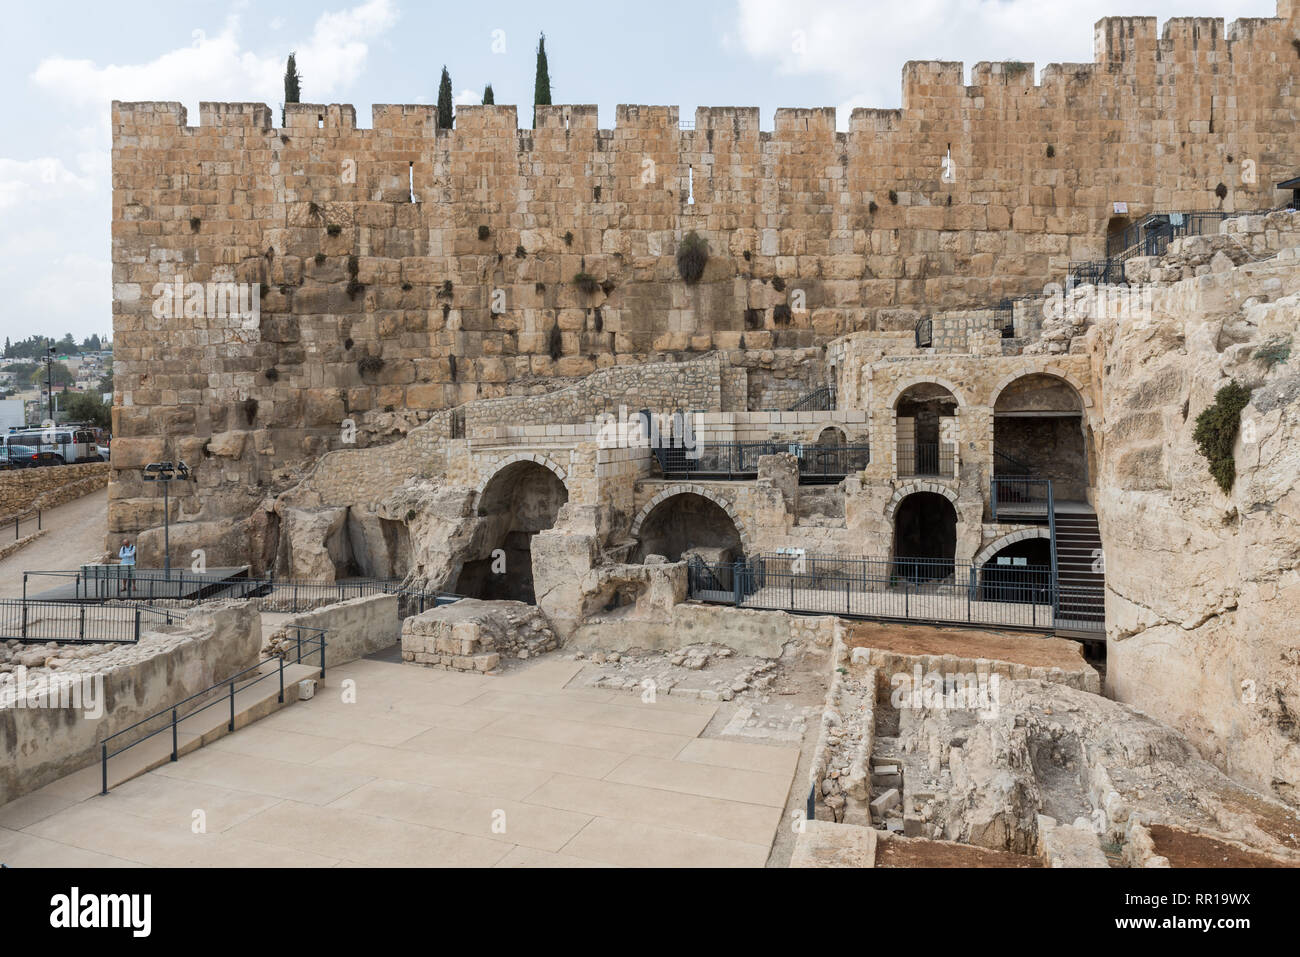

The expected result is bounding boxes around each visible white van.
[1,427,98,464]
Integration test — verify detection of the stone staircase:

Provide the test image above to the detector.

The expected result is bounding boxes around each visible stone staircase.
[1053,509,1105,631]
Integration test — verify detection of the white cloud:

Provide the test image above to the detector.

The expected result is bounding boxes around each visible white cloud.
[731,0,1278,124]
[0,157,97,210]
[30,0,398,114]
[455,88,482,106]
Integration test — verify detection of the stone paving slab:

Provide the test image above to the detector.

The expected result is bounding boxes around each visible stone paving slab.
[0,655,802,868]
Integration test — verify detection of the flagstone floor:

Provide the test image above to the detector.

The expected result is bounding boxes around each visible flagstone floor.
[0,656,801,867]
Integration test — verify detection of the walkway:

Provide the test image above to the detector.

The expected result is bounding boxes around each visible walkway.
[0,656,801,867]
[0,488,107,599]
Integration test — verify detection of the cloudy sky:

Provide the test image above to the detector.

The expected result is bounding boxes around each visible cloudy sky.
[0,0,1281,342]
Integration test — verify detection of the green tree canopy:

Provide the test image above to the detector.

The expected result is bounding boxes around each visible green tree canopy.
[483,84,495,105]
[283,52,301,126]
[533,33,551,128]
[437,66,454,130]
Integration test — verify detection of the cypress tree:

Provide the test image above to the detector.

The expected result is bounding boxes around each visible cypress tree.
[282,52,301,127]
[437,66,454,130]
[483,84,495,105]
[533,33,551,128]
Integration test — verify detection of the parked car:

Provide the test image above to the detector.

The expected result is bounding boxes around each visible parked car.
[0,444,59,468]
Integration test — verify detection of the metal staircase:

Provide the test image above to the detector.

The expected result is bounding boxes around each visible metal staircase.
[1051,509,1105,633]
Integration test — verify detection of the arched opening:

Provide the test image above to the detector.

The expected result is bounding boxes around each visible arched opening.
[993,374,1088,502]
[635,493,742,564]
[979,537,1052,604]
[455,461,568,603]
[816,426,846,448]
[895,383,958,478]
[892,492,957,582]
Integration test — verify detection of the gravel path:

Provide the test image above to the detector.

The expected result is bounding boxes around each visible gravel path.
[0,488,108,598]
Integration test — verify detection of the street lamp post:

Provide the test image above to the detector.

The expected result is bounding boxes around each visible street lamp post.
[41,342,56,426]
[142,461,193,581]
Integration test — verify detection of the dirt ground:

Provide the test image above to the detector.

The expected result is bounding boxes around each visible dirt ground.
[874,835,1042,868]
[1146,825,1290,868]
[843,619,1092,671]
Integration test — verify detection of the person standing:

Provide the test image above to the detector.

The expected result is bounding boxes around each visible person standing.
[118,538,136,596]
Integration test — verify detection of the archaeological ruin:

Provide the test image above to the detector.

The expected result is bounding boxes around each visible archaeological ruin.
[2,1,1295,873]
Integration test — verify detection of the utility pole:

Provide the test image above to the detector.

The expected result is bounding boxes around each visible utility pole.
[42,340,55,425]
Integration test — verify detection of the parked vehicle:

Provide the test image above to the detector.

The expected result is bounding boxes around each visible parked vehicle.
[0,444,59,468]
[0,427,98,464]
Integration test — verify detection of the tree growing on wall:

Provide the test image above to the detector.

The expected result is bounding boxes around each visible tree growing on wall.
[482,84,495,105]
[282,52,301,127]
[1193,380,1252,493]
[533,33,551,128]
[437,66,454,130]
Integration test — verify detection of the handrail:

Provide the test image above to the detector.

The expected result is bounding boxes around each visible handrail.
[0,598,184,644]
[100,625,326,795]
[788,386,836,412]
[0,506,42,541]
[993,449,1034,475]
[1047,480,1059,621]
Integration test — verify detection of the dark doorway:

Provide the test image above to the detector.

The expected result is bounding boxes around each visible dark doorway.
[455,462,568,603]
[892,492,957,582]
[979,538,1052,604]
[636,493,742,563]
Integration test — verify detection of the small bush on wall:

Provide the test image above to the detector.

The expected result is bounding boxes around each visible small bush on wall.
[676,231,709,285]
[1193,380,1251,493]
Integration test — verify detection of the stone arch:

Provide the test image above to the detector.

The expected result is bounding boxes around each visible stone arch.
[458,455,570,603]
[891,490,959,581]
[473,452,569,512]
[974,527,1051,567]
[988,368,1092,414]
[630,484,751,558]
[815,426,846,447]
[886,376,967,410]
[885,482,958,524]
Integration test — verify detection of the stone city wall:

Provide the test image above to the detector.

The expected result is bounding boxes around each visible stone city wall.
[109,5,1300,557]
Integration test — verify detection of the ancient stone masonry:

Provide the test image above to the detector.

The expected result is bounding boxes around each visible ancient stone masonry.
[109,5,1300,550]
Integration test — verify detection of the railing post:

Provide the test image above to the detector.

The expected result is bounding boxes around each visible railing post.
[101,743,108,795]
[37,508,41,531]
[228,680,235,732]
[79,605,85,640]
[968,567,975,621]
[278,655,285,704]
[171,708,178,761]
[990,479,999,522]
[319,630,326,679]
[134,608,141,642]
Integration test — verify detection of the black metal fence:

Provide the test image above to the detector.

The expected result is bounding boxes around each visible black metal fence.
[895,441,955,478]
[990,476,1052,520]
[99,625,326,795]
[1070,209,1242,289]
[788,387,836,412]
[1,507,41,542]
[0,599,184,644]
[687,552,1102,633]
[655,442,870,483]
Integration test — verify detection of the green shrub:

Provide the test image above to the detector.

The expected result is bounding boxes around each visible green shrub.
[326,224,342,236]
[1192,381,1251,493]
[357,355,385,377]
[573,272,600,295]
[1254,336,1292,368]
[477,225,491,240]
[676,231,709,284]
[548,323,563,361]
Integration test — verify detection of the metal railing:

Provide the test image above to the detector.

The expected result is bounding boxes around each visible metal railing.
[21,570,461,619]
[1069,209,1247,289]
[990,476,1052,519]
[993,450,1033,475]
[655,442,870,482]
[798,445,871,483]
[788,387,836,412]
[686,553,1082,631]
[0,599,184,644]
[99,626,326,795]
[895,441,955,478]
[0,507,41,542]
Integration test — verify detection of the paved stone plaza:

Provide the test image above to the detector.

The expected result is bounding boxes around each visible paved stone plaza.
[0,656,799,867]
